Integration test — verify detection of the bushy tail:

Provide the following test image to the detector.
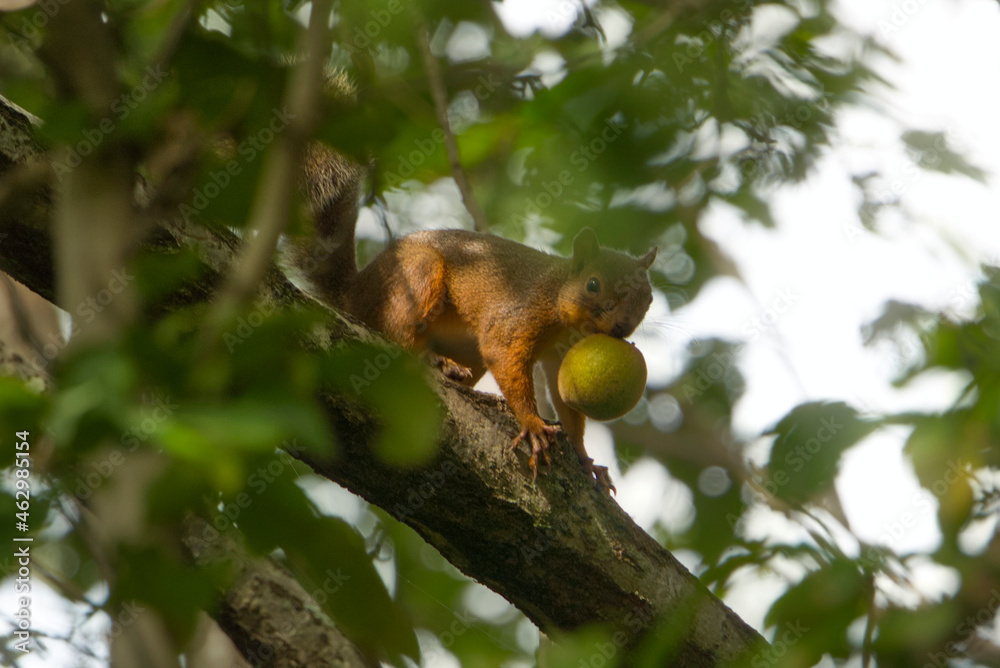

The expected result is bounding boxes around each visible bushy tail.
[293,142,365,304]
[282,69,366,306]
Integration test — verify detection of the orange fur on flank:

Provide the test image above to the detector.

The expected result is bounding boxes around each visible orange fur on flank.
[322,226,655,493]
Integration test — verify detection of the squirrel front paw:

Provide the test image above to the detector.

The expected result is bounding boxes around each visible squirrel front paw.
[511,416,560,481]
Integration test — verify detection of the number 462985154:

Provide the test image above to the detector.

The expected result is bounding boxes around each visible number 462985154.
[15,432,30,523]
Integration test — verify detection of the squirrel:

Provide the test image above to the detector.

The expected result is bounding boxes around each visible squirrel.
[291,78,657,493]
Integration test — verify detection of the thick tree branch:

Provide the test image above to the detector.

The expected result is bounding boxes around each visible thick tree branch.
[183,516,376,668]
[0,96,768,667]
[299,380,766,665]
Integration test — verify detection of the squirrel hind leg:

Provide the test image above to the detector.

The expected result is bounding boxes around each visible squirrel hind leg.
[540,353,615,495]
[375,245,449,349]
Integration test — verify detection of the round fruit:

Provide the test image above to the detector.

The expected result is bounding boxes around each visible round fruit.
[557,334,647,421]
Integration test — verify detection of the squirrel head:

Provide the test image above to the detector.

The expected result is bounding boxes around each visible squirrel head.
[558,228,657,339]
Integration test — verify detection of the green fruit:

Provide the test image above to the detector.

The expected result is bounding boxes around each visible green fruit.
[557,334,647,421]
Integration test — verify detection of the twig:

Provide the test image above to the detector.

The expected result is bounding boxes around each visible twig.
[416,23,491,233]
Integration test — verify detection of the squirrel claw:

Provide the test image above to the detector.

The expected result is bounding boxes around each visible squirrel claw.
[429,354,475,385]
[512,420,559,481]
[582,458,616,496]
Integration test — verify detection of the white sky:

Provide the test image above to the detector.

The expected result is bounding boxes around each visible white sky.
[505,0,1000,645]
[632,0,1000,637]
[4,1,1000,666]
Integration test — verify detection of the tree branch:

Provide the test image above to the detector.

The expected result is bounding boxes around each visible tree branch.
[298,380,766,665]
[183,516,377,668]
[0,95,768,667]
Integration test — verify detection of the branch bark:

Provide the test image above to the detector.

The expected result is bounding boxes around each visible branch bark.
[183,516,377,668]
[0,96,768,666]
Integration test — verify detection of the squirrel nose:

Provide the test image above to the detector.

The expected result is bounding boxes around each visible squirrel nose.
[610,323,629,338]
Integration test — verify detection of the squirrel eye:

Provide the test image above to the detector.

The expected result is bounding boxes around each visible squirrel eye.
[586,277,601,293]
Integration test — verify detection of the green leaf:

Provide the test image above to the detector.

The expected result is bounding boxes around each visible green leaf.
[540,625,621,668]
[871,600,964,668]
[237,473,419,664]
[0,378,47,468]
[765,559,869,664]
[765,401,876,505]
[114,544,231,643]
[47,344,136,453]
[160,399,332,457]
[322,343,441,466]
[902,130,988,183]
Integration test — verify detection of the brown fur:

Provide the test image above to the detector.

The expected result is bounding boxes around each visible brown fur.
[295,72,657,491]
[335,228,656,492]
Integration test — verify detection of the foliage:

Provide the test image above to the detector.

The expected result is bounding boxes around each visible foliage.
[0,0,994,666]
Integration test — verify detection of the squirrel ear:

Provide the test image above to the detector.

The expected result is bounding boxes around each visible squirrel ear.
[571,228,600,272]
[638,247,657,269]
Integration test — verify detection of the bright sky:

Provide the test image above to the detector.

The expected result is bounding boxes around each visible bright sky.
[4,1,1000,666]
[631,0,1000,636]
[502,0,1000,641]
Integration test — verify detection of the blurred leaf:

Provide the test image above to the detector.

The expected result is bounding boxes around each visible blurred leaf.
[237,474,419,664]
[114,544,230,643]
[765,401,876,505]
[540,625,621,668]
[671,459,745,565]
[162,399,332,458]
[0,378,47,467]
[133,247,209,309]
[765,559,869,665]
[322,343,442,466]
[871,601,964,668]
[902,130,988,183]
[47,344,136,453]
